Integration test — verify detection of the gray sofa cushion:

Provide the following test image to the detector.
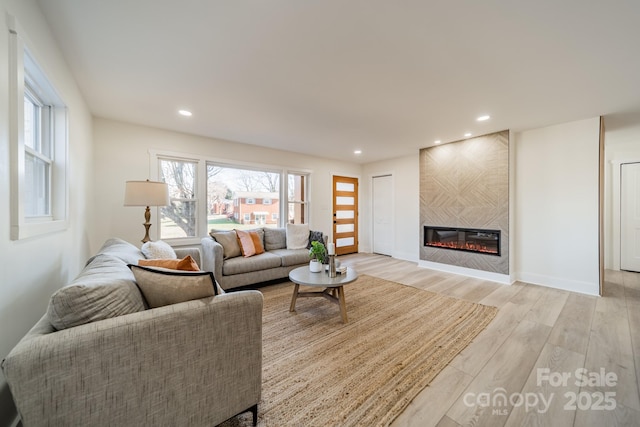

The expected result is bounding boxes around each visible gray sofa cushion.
[222,252,282,276]
[269,249,310,267]
[47,254,146,330]
[263,227,286,250]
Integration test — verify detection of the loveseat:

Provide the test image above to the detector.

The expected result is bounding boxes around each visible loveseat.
[1,238,263,427]
[202,225,325,290]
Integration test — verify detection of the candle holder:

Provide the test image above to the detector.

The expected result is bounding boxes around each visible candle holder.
[328,254,337,278]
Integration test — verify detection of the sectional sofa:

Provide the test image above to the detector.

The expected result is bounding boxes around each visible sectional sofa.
[2,238,263,427]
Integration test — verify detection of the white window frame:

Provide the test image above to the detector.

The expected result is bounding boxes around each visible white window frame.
[246,197,256,205]
[151,152,203,245]
[151,150,311,243]
[9,15,68,240]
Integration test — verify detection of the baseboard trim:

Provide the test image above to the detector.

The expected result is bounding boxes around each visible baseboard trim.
[515,272,600,296]
[418,260,512,285]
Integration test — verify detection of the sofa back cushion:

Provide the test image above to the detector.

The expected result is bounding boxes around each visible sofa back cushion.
[263,227,286,250]
[47,254,146,330]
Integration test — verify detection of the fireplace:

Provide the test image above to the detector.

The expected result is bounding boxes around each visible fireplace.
[424,226,501,256]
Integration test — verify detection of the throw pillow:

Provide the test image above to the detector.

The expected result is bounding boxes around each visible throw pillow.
[141,240,177,260]
[209,230,242,259]
[129,265,218,309]
[236,229,265,257]
[286,223,310,250]
[307,230,325,249]
[263,227,287,250]
[138,255,200,271]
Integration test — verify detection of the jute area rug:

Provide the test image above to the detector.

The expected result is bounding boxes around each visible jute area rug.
[221,274,497,427]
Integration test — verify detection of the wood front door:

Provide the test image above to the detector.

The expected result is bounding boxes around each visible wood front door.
[333,175,358,255]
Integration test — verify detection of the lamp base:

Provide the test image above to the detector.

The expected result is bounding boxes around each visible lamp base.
[141,206,152,243]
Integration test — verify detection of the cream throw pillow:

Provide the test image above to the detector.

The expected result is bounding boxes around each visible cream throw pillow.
[141,240,177,259]
[286,223,310,250]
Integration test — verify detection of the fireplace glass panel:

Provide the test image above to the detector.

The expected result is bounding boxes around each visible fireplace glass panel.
[424,226,500,256]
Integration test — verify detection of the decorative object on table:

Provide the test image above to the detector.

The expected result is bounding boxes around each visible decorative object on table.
[308,240,327,273]
[124,179,170,243]
[327,241,337,277]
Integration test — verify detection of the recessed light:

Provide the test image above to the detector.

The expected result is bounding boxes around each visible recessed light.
[354,150,362,155]
[434,140,441,144]
[464,133,472,137]
[476,115,490,122]
[178,109,192,117]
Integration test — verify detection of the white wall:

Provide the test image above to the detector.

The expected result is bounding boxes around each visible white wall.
[514,117,601,295]
[0,0,94,424]
[361,155,420,261]
[603,111,640,270]
[91,118,363,251]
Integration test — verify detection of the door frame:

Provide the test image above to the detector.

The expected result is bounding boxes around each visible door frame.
[371,172,394,256]
[611,157,640,271]
[331,173,360,255]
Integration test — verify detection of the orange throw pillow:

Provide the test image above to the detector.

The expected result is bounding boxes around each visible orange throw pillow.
[138,255,200,271]
[236,230,265,257]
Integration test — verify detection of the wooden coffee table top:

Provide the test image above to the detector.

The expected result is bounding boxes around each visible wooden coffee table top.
[288,266,358,287]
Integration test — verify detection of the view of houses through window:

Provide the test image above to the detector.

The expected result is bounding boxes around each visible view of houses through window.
[157,156,308,239]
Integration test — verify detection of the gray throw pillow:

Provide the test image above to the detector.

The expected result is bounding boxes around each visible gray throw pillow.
[308,230,325,249]
[209,230,242,259]
[129,265,218,308]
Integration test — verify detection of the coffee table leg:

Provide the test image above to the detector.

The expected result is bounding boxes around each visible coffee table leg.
[337,286,348,323]
[289,283,300,312]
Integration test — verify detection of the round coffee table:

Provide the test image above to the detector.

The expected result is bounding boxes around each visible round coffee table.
[288,266,359,323]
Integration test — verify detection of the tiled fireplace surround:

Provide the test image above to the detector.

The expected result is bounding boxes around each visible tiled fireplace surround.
[420,130,509,275]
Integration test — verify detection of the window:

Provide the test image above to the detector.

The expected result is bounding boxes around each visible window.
[287,173,308,224]
[158,158,198,239]
[152,150,310,241]
[9,16,68,240]
[207,164,285,231]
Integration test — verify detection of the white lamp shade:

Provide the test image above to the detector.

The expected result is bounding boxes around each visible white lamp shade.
[124,180,170,206]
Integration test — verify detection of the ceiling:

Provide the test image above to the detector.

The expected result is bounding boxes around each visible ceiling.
[37,0,640,164]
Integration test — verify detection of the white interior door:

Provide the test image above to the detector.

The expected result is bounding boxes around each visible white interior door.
[621,162,640,272]
[372,175,393,256]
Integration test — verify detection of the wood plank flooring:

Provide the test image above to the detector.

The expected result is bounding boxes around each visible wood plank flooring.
[337,254,640,427]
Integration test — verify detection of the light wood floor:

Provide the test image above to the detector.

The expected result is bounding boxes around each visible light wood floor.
[338,253,640,427]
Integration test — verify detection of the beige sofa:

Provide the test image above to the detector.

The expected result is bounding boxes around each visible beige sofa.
[202,227,326,290]
[2,238,263,427]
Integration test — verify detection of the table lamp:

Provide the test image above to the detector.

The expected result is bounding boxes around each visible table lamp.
[124,180,170,243]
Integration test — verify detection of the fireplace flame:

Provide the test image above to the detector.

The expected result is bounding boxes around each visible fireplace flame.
[425,241,498,255]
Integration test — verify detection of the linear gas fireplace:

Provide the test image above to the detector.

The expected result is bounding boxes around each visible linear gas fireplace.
[424,226,501,256]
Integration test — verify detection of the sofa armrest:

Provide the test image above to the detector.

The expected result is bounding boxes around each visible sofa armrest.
[201,237,224,279]
[2,291,263,427]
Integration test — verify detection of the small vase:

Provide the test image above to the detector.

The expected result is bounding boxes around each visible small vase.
[309,260,322,273]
